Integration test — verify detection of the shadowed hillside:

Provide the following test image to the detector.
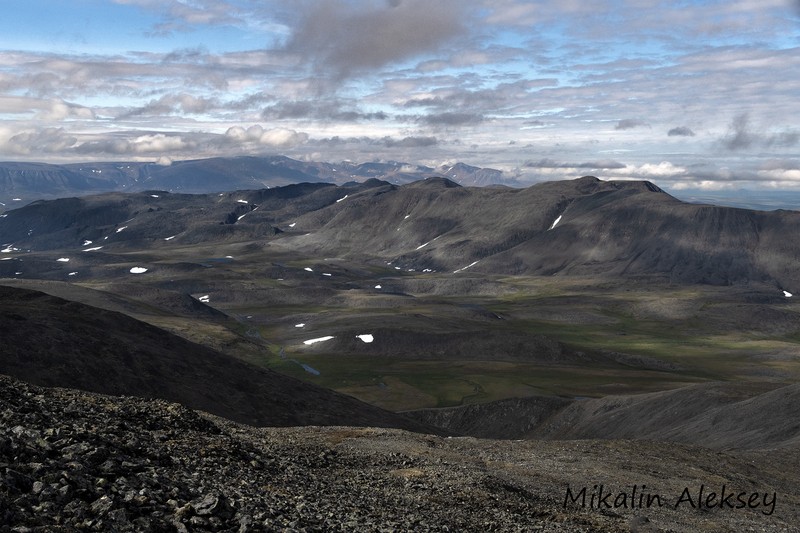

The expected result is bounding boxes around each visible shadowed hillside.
[407,380,800,450]
[0,284,440,434]
[4,176,798,288]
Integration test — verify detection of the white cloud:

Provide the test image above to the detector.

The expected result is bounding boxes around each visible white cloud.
[130,133,191,153]
[257,128,308,148]
[757,168,800,183]
[3,128,78,155]
[38,100,96,121]
[225,125,308,148]
[624,162,689,178]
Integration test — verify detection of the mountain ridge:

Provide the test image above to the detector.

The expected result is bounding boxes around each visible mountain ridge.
[406,380,800,450]
[2,176,799,289]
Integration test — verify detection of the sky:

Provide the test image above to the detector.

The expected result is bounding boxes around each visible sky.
[1,0,800,191]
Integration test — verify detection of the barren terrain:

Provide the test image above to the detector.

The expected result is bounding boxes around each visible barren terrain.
[2,175,799,531]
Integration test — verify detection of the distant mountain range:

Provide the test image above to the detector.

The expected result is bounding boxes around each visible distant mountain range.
[4,156,800,212]
[3,176,798,289]
[0,156,518,207]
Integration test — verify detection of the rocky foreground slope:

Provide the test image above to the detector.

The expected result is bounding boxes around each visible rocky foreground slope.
[2,375,798,532]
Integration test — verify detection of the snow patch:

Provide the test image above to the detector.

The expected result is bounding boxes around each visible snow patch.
[356,334,374,343]
[416,241,430,250]
[303,336,334,345]
[295,323,305,328]
[150,194,160,198]
[336,195,349,203]
[164,235,176,241]
[237,199,248,203]
[548,215,562,230]
[784,290,793,298]
[198,295,210,303]
[82,240,93,246]
[68,272,78,276]
[83,246,103,252]
[289,222,296,228]
[323,273,332,277]
[129,267,148,274]
[375,284,382,289]
[454,260,479,274]
[304,267,314,272]
[116,226,128,233]
[56,258,70,262]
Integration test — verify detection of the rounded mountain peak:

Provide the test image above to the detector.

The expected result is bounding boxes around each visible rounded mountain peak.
[407,177,462,189]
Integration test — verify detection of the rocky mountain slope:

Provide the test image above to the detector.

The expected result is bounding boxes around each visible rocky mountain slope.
[2,374,798,532]
[3,176,800,289]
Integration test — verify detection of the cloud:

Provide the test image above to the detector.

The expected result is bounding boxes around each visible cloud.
[668,126,695,137]
[73,138,134,156]
[75,133,195,155]
[4,128,78,155]
[383,136,438,147]
[284,0,469,82]
[261,100,388,122]
[256,128,309,148]
[755,159,800,185]
[625,161,689,178]
[39,100,95,120]
[121,93,219,118]
[131,134,191,152]
[420,112,484,126]
[717,115,798,151]
[614,119,650,130]
[722,113,755,150]
[766,130,800,148]
[524,158,626,169]
[224,125,308,148]
[0,96,95,120]
[113,0,245,34]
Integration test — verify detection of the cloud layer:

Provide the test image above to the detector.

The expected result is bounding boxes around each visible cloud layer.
[1,0,800,190]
